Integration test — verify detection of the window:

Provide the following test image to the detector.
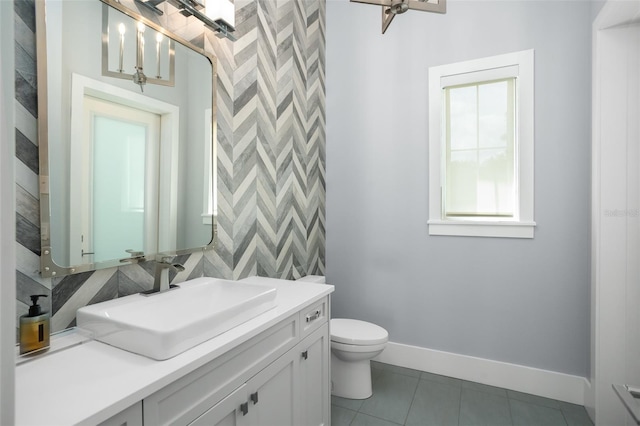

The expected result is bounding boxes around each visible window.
[202,108,216,225]
[428,50,535,238]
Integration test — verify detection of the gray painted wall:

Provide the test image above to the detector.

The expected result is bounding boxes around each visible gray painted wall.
[591,1,606,20]
[326,0,592,377]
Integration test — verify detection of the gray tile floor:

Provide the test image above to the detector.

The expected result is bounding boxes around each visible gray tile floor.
[331,361,594,426]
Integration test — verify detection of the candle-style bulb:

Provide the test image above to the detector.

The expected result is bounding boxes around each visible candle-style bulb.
[155,33,163,79]
[118,23,125,73]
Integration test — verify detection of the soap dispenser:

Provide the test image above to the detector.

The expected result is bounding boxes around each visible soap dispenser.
[20,294,50,355]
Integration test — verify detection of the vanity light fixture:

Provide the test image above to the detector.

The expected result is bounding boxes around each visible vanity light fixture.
[102,4,176,91]
[134,0,236,41]
[205,0,235,39]
[351,0,446,34]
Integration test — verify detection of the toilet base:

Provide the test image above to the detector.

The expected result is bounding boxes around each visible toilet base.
[331,352,373,399]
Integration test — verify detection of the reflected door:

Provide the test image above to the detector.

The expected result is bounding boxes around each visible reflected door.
[70,96,160,264]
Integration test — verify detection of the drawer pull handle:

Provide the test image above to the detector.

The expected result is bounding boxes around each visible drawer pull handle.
[250,391,259,405]
[302,350,308,360]
[240,402,249,416]
[306,309,321,323]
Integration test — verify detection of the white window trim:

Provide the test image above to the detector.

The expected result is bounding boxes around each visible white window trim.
[428,49,535,238]
[202,108,215,225]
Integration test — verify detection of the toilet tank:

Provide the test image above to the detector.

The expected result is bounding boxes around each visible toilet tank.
[296,275,326,284]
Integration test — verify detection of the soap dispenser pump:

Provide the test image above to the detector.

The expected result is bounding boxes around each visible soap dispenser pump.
[20,294,50,355]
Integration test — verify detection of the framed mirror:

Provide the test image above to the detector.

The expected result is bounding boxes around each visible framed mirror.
[36,0,217,278]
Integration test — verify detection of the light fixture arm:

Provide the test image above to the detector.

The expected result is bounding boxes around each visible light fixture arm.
[134,0,237,41]
[350,0,446,34]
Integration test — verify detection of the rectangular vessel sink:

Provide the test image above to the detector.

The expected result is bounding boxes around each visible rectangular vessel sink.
[76,277,277,360]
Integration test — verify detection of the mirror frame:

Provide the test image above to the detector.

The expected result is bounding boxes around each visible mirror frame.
[36,0,218,278]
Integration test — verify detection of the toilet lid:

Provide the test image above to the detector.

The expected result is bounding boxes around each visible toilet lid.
[330,318,388,346]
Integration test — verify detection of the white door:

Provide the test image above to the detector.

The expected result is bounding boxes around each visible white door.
[70,95,160,264]
[590,3,640,424]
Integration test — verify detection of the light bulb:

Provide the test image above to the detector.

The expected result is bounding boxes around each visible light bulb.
[137,22,145,33]
[156,33,163,43]
[118,23,126,35]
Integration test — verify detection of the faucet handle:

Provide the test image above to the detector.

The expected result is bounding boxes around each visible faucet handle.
[156,256,185,272]
[120,249,146,263]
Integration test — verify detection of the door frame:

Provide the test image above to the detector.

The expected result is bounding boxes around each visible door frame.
[68,74,180,264]
[589,1,640,423]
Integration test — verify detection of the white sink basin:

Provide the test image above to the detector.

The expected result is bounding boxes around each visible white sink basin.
[76,277,277,360]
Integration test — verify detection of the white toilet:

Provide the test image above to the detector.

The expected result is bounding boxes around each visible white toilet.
[296,275,389,400]
[330,318,388,399]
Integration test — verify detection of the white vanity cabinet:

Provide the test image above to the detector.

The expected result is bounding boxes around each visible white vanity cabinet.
[192,324,329,426]
[15,280,333,426]
[143,297,330,426]
[191,336,300,426]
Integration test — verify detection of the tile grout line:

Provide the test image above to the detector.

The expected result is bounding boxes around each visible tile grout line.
[400,374,420,425]
[506,392,574,425]
[558,407,570,426]
[506,393,515,426]
[457,386,463,426]
[347,404,355,426]
[349,410,403,426]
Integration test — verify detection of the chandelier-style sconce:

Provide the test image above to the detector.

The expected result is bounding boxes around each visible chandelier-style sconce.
[102,4,175,92]
[351,0,446,34]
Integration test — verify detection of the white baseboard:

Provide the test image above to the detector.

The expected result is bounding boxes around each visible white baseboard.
[374,342,589,406]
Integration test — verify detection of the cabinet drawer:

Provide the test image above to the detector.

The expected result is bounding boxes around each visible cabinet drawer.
[188,384,247,426]
[98,402,142,426]
[144,314,299,426]
[301,297,328,339]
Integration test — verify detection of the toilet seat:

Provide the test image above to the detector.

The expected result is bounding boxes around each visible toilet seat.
[331,340,387,353]
[330,318,388,346]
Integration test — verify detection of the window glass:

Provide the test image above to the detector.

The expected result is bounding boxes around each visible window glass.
[444,78,515,217]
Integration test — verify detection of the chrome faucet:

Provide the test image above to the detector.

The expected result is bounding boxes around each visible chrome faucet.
[144,256,185,295]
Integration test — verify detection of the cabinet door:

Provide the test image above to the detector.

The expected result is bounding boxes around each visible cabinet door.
[144,314,299,426]
[299,323,330,426]
[246,346,300,426]
[190,384,248,426]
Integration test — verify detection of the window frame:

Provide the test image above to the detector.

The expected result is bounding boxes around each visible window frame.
[202,107,216,225]
[428,50,535,238]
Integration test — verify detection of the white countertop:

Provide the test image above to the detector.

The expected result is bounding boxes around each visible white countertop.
[15,277,333,426]
[613,384,640,425]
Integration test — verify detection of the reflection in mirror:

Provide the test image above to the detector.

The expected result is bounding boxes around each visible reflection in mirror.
[37,0,217,277]
[102,5,175,90]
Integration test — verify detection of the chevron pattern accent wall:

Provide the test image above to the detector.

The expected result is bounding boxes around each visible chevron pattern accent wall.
[13,0,325,335]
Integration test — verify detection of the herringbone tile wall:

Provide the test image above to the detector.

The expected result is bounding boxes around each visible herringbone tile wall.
[13,0,325,336]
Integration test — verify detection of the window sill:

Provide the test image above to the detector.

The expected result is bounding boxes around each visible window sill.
[428,220,536,239]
